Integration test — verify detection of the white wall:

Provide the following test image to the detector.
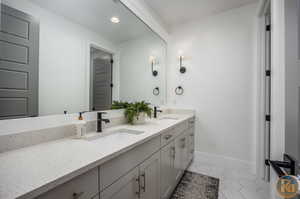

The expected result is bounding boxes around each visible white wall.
[119,34,167,105]
[3,0,119,116]
[167,3,258,164]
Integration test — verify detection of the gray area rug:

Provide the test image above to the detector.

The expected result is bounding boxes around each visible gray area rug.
[171,171,219,199]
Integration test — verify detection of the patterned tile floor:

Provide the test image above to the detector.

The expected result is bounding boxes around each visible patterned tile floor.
[187,158,271,199]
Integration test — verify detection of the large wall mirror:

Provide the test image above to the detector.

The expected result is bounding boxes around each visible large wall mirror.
[0,0,167,119]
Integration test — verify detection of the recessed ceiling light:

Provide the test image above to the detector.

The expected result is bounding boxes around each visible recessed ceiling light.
[111,17,120,24]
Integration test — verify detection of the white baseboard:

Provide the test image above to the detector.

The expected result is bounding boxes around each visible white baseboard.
[194,151,256,174]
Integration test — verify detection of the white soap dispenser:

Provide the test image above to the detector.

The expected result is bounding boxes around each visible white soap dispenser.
[75,112,87,138]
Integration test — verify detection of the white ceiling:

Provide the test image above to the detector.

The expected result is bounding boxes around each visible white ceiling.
[29,0,153,44]
[144,0,259,31]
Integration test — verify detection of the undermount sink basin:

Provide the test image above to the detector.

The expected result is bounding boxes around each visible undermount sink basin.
[159,116,179,121]
[84,129,144,141]
[112,129,144,135]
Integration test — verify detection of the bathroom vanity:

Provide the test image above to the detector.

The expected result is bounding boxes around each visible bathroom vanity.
[0,113,195,199]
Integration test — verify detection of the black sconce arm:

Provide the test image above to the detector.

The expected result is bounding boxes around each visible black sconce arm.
[179,56,186,73]
[151,59,158,76]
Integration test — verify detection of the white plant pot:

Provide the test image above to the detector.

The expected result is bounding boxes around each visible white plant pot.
[133,112,147,125]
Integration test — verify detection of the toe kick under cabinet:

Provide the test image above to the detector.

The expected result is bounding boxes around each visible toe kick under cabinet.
[35,117,195,199]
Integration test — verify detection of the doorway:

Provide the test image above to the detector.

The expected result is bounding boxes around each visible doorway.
[257,0,272,182]
[89,47,113,111]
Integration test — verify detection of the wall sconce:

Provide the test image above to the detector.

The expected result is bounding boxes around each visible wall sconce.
[150,56,158,77]
[179,55,186,74]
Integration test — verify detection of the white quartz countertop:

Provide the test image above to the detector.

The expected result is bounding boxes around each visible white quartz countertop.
[0,114,194,199]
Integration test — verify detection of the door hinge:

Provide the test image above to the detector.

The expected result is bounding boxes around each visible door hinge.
[266,25,271,31]
[266,115,271,122]
[266,70,271,76]
[110,59,114,64]
[110,83,113,88]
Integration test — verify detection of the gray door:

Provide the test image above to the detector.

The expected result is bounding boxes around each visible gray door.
[92,58,112,111]
[0,4,39,119]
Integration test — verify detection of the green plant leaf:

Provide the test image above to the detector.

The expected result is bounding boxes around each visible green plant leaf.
[121,101,152,124]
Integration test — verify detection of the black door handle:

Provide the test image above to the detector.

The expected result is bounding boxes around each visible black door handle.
[266,154,296,177]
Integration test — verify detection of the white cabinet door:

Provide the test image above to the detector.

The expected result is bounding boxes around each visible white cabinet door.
[182,132,189,170]
[140,152,161,199]
[100,137,160,191]
[173,134,184,183]
[100,168,139,199]
[160,142,175,199]
[174,133,188,182]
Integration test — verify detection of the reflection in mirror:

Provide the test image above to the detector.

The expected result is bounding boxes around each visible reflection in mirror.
[0,0,166,119]
[90,47,113,112]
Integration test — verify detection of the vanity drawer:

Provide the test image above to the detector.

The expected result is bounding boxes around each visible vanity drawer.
[161,128,176,147]
[161,121,189,147]
[175,121,189,134]
[99,136,160,191]
[36,168,99,199]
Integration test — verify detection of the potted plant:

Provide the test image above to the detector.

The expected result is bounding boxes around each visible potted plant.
[112,101,152,125]
[111,101,131,109]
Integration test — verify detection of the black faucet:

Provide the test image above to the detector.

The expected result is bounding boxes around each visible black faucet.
[154,106,163,118]
[97,112,110,133]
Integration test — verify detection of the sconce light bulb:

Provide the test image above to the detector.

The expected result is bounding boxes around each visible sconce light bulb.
[149,56,156,63]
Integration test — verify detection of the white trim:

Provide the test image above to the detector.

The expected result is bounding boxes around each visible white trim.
[270,0,285,164]
[270,0,286,198]
[256,0,270,180]
[194,151,256,174]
